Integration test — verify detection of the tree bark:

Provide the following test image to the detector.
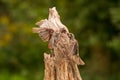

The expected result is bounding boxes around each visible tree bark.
[33,7,85,80]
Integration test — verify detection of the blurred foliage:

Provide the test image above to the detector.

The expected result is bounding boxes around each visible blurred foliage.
[0,0,120,80]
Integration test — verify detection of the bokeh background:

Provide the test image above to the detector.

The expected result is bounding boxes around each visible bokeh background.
[0,0,120,80]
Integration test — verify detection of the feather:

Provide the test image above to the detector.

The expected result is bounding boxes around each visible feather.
[33,27,54,42]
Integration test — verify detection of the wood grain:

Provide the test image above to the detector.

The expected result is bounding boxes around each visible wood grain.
[33,7,85,80]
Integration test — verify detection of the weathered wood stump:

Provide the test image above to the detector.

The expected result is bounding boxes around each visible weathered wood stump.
[33,7,85,80]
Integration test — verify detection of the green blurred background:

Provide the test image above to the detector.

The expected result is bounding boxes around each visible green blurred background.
[0,0,120,80]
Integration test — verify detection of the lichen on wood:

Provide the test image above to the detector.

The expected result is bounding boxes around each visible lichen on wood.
[33,7,85,80]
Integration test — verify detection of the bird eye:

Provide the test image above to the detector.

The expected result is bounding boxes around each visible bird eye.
[60,28,66,33]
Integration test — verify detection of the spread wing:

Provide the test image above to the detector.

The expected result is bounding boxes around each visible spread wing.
[33,27,54,42]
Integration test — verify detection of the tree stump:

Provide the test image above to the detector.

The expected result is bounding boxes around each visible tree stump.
[33,7,85,80]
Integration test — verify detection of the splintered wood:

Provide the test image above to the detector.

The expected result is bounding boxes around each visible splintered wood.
[33,7,85,80]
